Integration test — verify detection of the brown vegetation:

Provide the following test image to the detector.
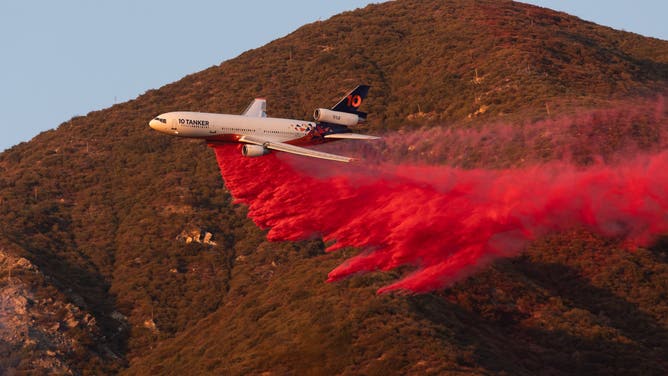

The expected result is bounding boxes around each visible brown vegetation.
[0,0,667,374]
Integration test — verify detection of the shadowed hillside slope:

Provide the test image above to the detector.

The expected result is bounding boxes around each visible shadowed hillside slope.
[1,0,667,374]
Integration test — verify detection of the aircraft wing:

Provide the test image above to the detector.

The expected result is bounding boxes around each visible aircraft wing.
[324,133,381,140]
[239,135,353,162]
[242,99,267,117]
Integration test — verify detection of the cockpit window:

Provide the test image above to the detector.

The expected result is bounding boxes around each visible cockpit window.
[154,117,167,124]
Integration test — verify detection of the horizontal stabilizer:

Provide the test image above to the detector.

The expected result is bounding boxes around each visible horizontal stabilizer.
[324,133,381,140]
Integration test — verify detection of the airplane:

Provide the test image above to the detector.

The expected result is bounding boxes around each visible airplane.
[148,85,379,162]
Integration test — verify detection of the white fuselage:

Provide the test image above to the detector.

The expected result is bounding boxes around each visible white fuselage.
[149,85,375,162]
[149,111,318,145]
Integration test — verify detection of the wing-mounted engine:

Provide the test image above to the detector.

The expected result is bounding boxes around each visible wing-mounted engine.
[313,108,363,127]
[242,144,270,157]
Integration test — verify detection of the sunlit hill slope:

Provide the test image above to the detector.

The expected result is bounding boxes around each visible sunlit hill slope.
[1,0,668,374]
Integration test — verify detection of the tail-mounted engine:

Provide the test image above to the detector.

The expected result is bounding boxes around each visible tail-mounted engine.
[313,108,363,127]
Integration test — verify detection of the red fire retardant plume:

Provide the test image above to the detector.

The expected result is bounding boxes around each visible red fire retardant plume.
[212,144,668,294]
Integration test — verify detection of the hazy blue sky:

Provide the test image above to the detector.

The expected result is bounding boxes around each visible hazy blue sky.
[1,1,666,152]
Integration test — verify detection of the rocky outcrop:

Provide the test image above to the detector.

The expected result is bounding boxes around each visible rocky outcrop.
[176,228,218,246]
[0,249,110,374]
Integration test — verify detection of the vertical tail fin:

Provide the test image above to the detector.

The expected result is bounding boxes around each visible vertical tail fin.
[331,85,370,120]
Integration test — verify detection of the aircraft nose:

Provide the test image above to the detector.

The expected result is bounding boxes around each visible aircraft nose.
[149,119,159,130]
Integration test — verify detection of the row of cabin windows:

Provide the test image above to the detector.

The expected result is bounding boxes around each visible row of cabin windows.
[212,125,310,134]
[264,130,299,134]
[222,128,254,132]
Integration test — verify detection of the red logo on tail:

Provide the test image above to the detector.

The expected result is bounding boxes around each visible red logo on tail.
[347,95,363,108]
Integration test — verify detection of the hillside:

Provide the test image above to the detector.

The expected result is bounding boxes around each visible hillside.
[1,0,668,374]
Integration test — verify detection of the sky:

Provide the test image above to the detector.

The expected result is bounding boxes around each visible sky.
[0,1,666,152]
